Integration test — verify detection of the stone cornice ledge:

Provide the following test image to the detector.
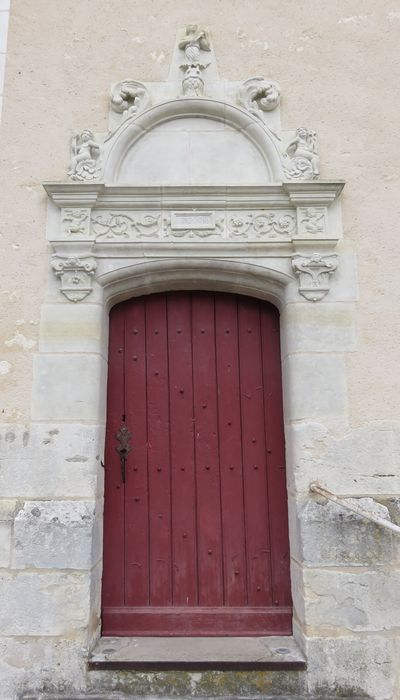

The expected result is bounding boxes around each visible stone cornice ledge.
[43,182,344,210]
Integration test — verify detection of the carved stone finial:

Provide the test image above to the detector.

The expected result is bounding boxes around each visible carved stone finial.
[179,24,211,97]
[68,130,102,182]
[110,80,151,119]
[292,253,338,301]
[238,77,281,118]
[51,256,97,302]
[284,127,320,180]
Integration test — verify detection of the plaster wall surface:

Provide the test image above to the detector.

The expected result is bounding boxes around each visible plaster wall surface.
[0,2,399,700]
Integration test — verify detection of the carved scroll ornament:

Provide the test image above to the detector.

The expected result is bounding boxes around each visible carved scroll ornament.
[111,80,151,119]
[238,77,281,117]
[229,212,295,239]
[91,213,160,240]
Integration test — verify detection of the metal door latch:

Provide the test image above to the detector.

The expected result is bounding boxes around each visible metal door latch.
[116,424,132,484]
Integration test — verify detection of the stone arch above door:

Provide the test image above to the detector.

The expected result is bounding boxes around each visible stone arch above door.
[102,98,284,184]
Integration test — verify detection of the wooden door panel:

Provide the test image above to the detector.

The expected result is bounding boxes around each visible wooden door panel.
[102,292,292,636]
[167,293,198,606]
[124,299,149,606]
[260,309,292,607]
[238,299,272,607]
[192,294,224,606]
[146,294,172,606]
[215,296,247,606]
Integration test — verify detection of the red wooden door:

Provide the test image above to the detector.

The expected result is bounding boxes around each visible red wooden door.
[102,292,292,636]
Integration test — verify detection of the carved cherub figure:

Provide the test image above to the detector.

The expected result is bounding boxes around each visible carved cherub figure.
[286,127,319,177]
[68,130,101,178]
[179,24,211,53]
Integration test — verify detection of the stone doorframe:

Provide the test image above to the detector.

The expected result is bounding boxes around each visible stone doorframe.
[35,177,354,653]
[32,27,355,657]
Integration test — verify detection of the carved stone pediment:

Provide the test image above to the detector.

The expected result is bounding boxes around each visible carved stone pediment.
[45,27,344,305]
[64,26,327,186]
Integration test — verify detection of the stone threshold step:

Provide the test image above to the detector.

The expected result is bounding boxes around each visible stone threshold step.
[22,696,368,699]
[88,635,306,671]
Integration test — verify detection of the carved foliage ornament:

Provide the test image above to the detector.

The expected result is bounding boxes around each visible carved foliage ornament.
[238,77,281,118]
[292,253,338,302]
[91,213,160,240]
[111,80,151,119]
[229,212,295,239]
[51,256,97,302]
[56,208,337,244]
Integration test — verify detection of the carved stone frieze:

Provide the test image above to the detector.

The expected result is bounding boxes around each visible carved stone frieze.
[238,77,281,118]
[228,211,295,239]
[91,213,160,240]
[284,128,320,181]
[110,80,151,119]
[297,207,327,237]
[51,256,97,302]
[292,253,338,302]
[61,209,91,237]
[68,130,102,182]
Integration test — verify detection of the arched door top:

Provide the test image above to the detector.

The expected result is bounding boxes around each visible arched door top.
[102,98,284,184]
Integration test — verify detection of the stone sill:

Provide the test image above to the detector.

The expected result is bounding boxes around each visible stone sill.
[88,635,306,671]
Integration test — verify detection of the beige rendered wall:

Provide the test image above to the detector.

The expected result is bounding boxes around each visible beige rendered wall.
[0,2,400,699]
[1,0,400,424]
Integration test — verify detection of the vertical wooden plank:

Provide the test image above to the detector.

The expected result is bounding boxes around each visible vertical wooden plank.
[192,293,224,606]
[238,297,273,606]
[145,294,172,606]
[215,294,248,606]
[124,298,149,606]
[167,293,198,606]
[102,303,126,613]
[261,304,292,607]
